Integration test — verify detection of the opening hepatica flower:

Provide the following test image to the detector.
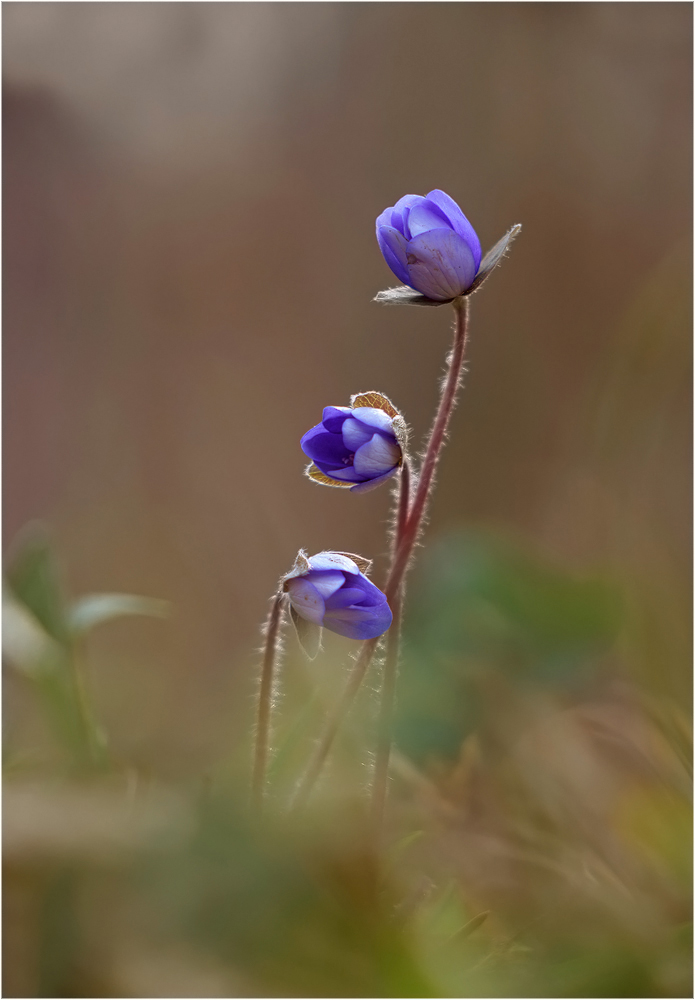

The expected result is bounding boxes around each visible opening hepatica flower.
[301,391,406,494]
[376,189,521,306]
[284,551,392,653]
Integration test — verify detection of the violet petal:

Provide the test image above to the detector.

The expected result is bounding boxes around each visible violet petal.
[340,571,387,605]
[377,226,410,285]
[375,206,395,232]
[425,190,482,270]
[313,461,362,482]
[323,601,393,640]
[349,468,399,493]
[303,569,346,601]
[285,577,326,626]
[323,587,368,611]
[341,416,374,451]
[350,406,396,435]
[407,200,453,238]
[389,194,421,238]
[353,434,401,478]
[301,428,352,467]
[321,406,351,433]
[405,228,477,301]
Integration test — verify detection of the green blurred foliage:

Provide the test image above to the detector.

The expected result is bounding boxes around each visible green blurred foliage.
[4,525,167,773]
[396,529,621,762]
[4,5,690,994]
[3,526,691,998]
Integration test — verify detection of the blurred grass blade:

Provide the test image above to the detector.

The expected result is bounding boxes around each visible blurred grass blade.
[445,910,490,944]
[386,829,424,868]
[68,593,170,636]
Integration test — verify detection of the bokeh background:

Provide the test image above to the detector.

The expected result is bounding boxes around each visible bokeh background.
[3,4,692,998]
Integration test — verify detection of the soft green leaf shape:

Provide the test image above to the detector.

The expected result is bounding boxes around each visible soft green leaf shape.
[5,524,70,645]
[68,594,170,635]
[2,589,62,675]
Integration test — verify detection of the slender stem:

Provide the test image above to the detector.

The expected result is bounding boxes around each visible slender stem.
[370,463,410,832]
[395,458,411,546]
[370,590,402,832]
[291,634,378,809]
[292,463,411,811]
[384,296,470,598]
[69,640,109,771]
[293,297,471,807]
[252,589,284,811]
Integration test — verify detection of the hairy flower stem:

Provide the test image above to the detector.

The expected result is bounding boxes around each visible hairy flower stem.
[252,589,285,811]
[395,459,411,544]
[369,295,468,830]
[384,295,470,593]
[293,297,470,808]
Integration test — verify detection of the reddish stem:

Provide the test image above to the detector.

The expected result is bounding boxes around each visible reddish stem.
[395,458,411,545]
[293,297,470,807]
[384,296,469,599]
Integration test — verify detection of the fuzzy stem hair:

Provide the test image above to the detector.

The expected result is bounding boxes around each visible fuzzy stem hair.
[292,297,470,807]
[383,295,469,594]
[252,589,285,811]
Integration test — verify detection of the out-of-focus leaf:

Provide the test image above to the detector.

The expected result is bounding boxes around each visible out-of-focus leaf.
[2,586,95,762]
[395,529,622,761]
[2,590,62,676]
[5,524,69,645]
[406,530,620,672]
[3,527,115,768]
[68,593,169,635]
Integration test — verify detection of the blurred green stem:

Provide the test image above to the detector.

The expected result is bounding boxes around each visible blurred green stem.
[371,461,410,836]
[293,298,470,807]
[291,633,378,809]
[69,639,109,771]
[252,589,285,811]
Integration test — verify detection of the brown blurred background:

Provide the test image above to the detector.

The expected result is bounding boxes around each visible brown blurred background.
[4,2,691,774]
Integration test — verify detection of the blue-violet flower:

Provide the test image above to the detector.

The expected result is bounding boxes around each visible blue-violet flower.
[376,189,521,305]
[301,392,406,494]
[284,551,392,645]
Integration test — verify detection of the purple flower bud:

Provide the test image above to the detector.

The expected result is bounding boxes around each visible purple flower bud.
[301,392,406,494]
[284,551,392,643]
[376,189,481,301]
[376,189,521,306]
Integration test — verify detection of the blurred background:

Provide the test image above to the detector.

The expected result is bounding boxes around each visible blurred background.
[3,4,692,998]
